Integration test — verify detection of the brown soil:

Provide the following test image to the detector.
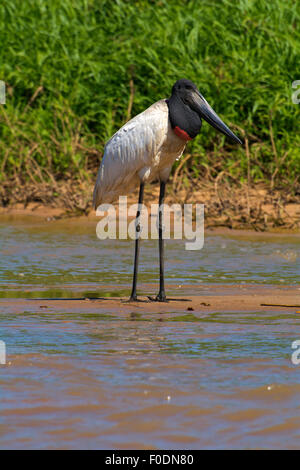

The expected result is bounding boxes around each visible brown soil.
[0,179,299,231]
[2,286,300,315]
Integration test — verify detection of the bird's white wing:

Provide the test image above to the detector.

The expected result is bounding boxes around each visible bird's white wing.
[93,100,168,207]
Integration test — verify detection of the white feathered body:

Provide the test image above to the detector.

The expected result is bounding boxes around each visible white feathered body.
[93,99,186,208]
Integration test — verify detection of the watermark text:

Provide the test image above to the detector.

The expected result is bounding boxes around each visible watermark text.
[96,197,204,250]
[0,340,6,364]
[292,80,300,104]
[0,81,5,104]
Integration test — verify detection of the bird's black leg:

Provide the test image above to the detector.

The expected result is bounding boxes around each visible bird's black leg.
[156,180,167,302]
[129,182,144,301]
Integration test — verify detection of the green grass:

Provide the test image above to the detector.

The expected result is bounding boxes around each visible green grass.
[0,0,299,192]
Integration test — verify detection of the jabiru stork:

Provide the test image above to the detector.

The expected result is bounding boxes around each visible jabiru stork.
[93,79,242,302]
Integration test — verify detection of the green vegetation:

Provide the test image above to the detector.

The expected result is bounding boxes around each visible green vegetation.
[0,0,299,201]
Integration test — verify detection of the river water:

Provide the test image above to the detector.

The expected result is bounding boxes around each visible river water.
[0,216,299,449]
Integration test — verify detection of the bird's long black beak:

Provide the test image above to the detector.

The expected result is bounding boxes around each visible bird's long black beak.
[190,90,242,144]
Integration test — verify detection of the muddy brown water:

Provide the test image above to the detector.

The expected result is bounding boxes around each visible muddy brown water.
[0,216,300,449]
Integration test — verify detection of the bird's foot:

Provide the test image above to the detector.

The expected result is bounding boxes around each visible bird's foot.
[128,295,139,302]
[147,293,168,303]
[125,295,148,303]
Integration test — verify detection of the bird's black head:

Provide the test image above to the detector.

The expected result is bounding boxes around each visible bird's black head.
[171,79,199,103]
[168,78,242,144]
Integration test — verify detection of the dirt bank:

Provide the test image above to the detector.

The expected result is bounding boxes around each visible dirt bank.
[1,285,299,315]
[0,179,299,231]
